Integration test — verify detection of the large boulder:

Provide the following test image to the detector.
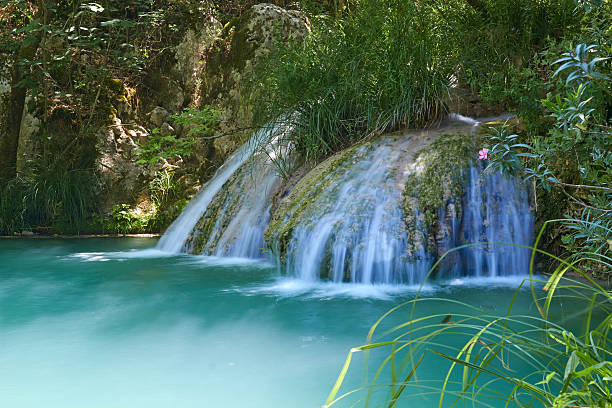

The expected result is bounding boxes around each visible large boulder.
[265,119,534,280]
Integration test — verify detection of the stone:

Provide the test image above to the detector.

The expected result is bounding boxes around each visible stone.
[148,106,169,127]
[201,4,311,164]
[160,122,175,137]
[442,86,505,118]
[17,96,41,172]
[173,17,222,98]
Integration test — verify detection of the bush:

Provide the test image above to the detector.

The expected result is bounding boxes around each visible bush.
[0,166,99,235]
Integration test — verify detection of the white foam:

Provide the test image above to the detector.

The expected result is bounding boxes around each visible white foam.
[232,278,436,300]
[443,275,545,288]
[64,250,274,270]
[66,249,174,262]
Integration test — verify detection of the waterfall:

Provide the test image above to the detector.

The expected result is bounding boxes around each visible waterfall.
[275,136,435,284]
[440,166,534,277]
[185,149,282,258]
[156,125,277,253]
[160,116,534,283]
[267,123,534,284]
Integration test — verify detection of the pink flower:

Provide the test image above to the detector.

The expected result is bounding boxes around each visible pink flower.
[478,148,489,160]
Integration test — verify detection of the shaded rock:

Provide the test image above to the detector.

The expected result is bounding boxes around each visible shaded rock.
[16,96,41,172]
[148,106,169,127]
[160,122,175,137]
[96,118,153,210]
[443,86,505,118]
[173,17,223,101]
[202,3,311,161]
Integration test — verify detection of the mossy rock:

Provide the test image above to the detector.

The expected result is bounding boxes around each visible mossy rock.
[401,117,519,253]
[186,159,249,254]
[264,141,372,263]
[202,4,311,129]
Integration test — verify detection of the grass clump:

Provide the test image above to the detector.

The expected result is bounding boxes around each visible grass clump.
[250,0,453,163]
[0,166,99,235]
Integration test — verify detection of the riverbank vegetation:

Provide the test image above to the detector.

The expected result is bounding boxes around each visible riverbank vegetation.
[326,243,612,407]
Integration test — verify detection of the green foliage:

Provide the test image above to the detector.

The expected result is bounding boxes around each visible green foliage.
[251,0,453,162]
[172,106,221,137]
[484,123,538,178]
[147,170,188,231]
[482,0,611,275]
[136,131,196,165]
[109,204,150,234]
[135,106,220,165]
[0,166,98,235]
[454,0,580,106]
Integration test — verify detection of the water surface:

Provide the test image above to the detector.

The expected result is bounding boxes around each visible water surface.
[0,239,589,407]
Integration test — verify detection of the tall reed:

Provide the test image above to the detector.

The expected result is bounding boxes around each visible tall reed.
[325,222,611,407]
[250,0,454,164]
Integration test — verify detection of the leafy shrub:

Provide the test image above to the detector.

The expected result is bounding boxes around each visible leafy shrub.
[136,106,220,165]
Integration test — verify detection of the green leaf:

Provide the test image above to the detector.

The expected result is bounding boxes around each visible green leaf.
[564,351,579,380]
[536,371,557,386]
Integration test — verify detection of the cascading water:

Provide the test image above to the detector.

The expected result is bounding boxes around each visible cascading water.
[156,125,278,253]
[267,127,448,284]
[161,115,533,284]
[185,148,283,258]
[266,120,535,283]
[282,140,433,284]
[440,166,534,277]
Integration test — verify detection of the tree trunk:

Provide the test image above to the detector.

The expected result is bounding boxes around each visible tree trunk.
[0,6,43,183]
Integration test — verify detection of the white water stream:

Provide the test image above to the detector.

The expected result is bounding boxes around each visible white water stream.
[157,116,534,282]
[156,126,276,253]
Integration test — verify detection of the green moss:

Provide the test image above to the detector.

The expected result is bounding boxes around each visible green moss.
[185,164,245,254]
[264,141,375,262]
[402,131,481,251]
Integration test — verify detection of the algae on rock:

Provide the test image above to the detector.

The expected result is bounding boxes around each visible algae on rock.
[402,131,480,252]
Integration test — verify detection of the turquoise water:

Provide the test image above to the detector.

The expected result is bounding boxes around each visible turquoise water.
[0,239,590,407]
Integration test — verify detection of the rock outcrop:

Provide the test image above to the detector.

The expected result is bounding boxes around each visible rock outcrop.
[263,119,534,280]
[95,5,310,217]
[202,3,311,157]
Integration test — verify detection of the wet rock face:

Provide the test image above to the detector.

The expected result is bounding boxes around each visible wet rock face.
[403,130,535,278]
[264,130,441,284]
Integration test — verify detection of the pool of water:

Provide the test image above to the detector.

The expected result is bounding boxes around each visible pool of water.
[0,239,591,407]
